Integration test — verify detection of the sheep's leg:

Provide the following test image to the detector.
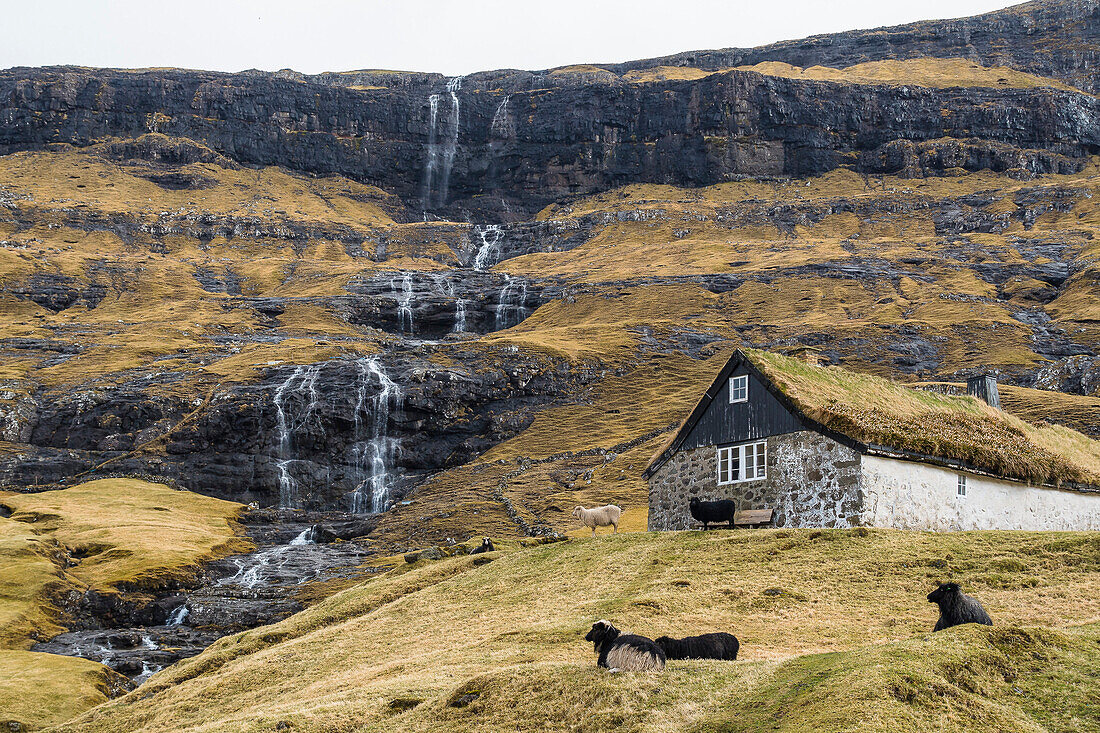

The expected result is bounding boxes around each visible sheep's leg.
[612,521,618,534]
[591,526,597,537]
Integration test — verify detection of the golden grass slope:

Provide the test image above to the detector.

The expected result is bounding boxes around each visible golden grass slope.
[736,58,1084,92]
[0,515,75,649]
[0,650,129,731]
[746,350,1100,487]
[614,58,1081,92]
[0,479,250,730]
[0,478,251,594]
[59,528,1100,732]
[0,136,399,227]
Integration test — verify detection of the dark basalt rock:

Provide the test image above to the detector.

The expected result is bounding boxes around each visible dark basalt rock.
[2,60,1098,220]
[32,511,376,681]
[7,273,107,312]
[0,345,595,508]
[602,0,1100,96]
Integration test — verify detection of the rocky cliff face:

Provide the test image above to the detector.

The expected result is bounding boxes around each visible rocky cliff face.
[608,0,1100,93]
[2,58,1097,221]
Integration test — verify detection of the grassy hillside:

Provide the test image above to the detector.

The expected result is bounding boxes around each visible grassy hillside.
[0,479,249,730]
[0,651,128,731]
[736,58,1084,92]
[60,529,1100,732]
[576,58,1082,92]
[0,479,251,608]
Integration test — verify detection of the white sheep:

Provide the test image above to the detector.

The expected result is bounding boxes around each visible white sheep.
[572,504,621,536]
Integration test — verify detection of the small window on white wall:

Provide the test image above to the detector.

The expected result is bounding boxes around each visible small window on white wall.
[729,375,748,403]
[957,475,967,496]
[717,440,766,484]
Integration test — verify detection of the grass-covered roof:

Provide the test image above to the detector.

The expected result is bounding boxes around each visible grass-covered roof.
[650,349,1100,489]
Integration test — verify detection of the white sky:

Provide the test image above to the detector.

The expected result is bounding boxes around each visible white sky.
[3,1,1019,76]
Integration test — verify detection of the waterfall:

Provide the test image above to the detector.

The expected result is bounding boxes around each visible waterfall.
[491,95,512,137]
[167,604,188,627]
[473,224,504,271]
[438,76,463,207]
[269,358,404,513]
[350,357,404,514]
[422,94,440,209]
[454,299,468,333]
[391,274,415,334]
[136,661,163,684]
[272,364,324,508]
[429,273,468,333]
[495,275,529,330]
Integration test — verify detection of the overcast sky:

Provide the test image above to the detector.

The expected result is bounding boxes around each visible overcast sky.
[4,1,1018,75]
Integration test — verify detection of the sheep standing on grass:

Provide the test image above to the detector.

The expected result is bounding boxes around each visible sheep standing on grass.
[572,505,621,536]
[927,582,993,631]
[689,498,736,530]
[584,620,665,672]
[655,632,740,660]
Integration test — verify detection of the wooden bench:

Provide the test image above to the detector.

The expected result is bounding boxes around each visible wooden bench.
[691,508,774,530]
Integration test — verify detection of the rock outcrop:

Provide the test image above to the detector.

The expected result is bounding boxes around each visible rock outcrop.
[2,59,1097,220]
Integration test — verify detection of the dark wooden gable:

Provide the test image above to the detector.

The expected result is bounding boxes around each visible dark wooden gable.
[644,350,821,478]
[678,360,803,451]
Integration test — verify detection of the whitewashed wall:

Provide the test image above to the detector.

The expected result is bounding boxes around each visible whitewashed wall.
[861,454,1100,531]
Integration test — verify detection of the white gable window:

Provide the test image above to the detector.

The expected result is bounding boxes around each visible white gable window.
[729,374,748,403]
[957,474,967,496]
[717,440,767,484]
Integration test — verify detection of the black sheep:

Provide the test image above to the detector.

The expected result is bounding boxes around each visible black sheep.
[470,537,495,554]
[584,620,666,672]
[927,582,993,631]
[689,498,736,529]
[655,632,739,660]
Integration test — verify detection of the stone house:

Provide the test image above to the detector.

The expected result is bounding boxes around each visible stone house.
[645,349,1100,531]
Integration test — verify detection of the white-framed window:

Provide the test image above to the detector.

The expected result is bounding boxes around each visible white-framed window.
[729,374,748,403]
[717,440,767,484]
[957,474,967,496]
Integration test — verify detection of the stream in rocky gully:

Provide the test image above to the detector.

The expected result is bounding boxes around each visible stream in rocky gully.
[33,510,376,686]
[27,224,554,686]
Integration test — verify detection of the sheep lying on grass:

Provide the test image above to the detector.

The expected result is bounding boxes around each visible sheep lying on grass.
[655,632,739,660]
[585,620,665,672]
[572,505,621,536]
[689,498,736,529]
[927,582,993,631]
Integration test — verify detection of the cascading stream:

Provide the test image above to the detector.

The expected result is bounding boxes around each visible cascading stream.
[439,76,463,207]
[473,224,503,271]
[421,93,440,210]
[429,273,468,333]
[350,357,404,514]
[272,364,324,508]
[495,275,529,330]
[491,95,511,137]
[391,274,415,334]
[422,77,463,210]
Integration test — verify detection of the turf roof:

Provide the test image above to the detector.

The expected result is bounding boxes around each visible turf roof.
[646,349,1100,490]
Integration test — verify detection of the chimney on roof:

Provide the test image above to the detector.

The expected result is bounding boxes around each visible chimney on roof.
[967,374,1000,409]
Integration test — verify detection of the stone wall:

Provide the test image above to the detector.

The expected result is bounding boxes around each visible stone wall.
[861,454,1100,530]
[647,430,863,530]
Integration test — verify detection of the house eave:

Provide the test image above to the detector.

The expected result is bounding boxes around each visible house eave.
[862,443,1100,495]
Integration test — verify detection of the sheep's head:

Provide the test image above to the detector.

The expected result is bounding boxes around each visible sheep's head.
[571,506,584,519]
[927,582,960,605]
[689,497,700,507]
[584,619,619,651]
